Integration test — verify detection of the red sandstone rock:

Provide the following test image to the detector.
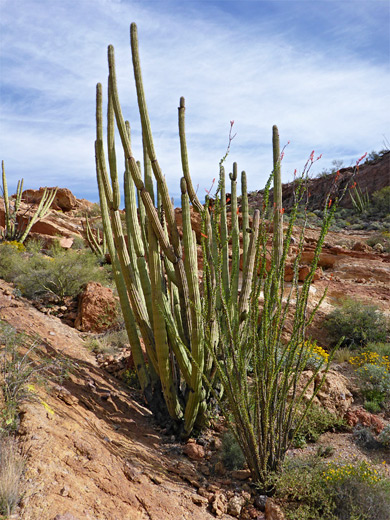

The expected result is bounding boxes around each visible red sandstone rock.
[183,442,206,461]
[75,282,117,333]
[22,187,78,212]
[344,408,384,434]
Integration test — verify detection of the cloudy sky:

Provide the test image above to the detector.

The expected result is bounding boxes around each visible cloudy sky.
[0,0,389,204]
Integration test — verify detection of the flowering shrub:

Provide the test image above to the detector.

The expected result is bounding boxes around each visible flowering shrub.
[350,351,390,371]
[280,341,329,371]
[322,460,383,485]
[356,363,390,399]
[0,241,26,252]
[349,350,390,410]
[303,341,329,369]
[276,456,390,520]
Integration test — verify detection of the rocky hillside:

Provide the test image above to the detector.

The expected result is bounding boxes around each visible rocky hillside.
[249,150,390,212]
[0,153,390,520]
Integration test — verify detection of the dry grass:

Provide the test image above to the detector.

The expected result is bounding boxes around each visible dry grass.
[332,347,354,364]
[0,437,25,517]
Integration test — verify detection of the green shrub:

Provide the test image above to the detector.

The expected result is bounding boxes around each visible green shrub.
[353,425,382,450]
[356,363,390,406]
[378,424,390,448]
[364,400,382,414]
[322,461,390,520]
[372,186,390,214]
[293,404,345,444]
[220,431,246,470]
[366,231,390,252]
[332,347,354,364]
[0,243,24,283]
[0,243,110,302]
[324,299,388,349]
[71,235,86,250]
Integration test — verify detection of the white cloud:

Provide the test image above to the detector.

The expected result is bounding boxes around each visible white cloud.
[0,0,389,203]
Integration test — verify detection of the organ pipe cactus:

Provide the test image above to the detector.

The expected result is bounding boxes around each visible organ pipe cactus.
[95,23,284,436]
[1,161,57,244]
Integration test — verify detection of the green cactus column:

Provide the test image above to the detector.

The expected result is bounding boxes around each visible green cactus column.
[272,125,283,272]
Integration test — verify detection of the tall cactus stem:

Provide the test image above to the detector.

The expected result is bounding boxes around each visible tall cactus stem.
[272,125,283,273]
[241,171,249,268]
[178,97,203,212]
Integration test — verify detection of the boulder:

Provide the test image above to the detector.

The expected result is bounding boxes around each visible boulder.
[22,187,78,212]
[75,282,117,333]
[345,408,384,434]
[292,369,353,415]
[183,442,205,461]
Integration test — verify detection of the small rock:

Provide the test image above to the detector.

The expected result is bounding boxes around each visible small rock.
[210,492,227,517]
[210,436,223,450]
[148,474,162,485]
[265,498,285,520]
[345,408,384,434]
[352,241,369,252]
[254,495,267,512]
[231,468,251,480]
[55,386,78,406]
[192,494,209,506]
[183,442,205,460]
[227,495,246,517]
[198,487,213,501]
[373,243,384,252]
[59,486,70,497]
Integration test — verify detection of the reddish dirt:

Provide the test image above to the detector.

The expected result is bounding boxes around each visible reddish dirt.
[1,281,222,520]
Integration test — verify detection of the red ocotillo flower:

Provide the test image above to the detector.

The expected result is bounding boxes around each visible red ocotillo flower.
[356,152,367,165]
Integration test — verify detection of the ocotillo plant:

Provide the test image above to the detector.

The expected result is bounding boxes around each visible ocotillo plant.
[94,23,283,436]
[1,161,57,244]
[202,150,348,490]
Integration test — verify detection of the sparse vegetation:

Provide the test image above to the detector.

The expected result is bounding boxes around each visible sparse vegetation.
[324,299,388,349]
[0,321,47,435]
[220,430,246,470]
[0,437,25,517]
[293,404,346,446]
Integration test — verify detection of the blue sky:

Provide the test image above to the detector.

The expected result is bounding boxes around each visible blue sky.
[0,0,389,204]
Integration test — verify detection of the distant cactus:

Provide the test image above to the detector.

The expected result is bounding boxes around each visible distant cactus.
[1,161,57,244]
